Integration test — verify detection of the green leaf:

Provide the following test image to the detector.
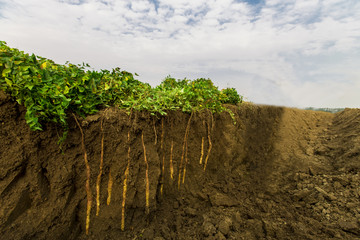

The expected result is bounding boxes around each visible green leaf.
[21,66,30,71]
[64,86,69,94]
[25,83,34,90]
[4,78,12,87]
[2,68,11,77]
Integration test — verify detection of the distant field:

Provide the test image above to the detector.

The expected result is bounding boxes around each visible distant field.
[305,107,345,113]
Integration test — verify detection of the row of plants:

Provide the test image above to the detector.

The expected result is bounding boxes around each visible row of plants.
[0,41,244,235]
[0,41,243,133]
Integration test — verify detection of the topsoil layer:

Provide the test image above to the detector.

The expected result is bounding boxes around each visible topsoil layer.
[0,90,359,240]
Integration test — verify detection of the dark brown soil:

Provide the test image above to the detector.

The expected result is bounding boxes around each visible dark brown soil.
[1,90,359,240]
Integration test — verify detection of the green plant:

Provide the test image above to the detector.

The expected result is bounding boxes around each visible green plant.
[221,87,243,105]
[0,41,243,134]
[0,41,247,235]
[0,41,143,130]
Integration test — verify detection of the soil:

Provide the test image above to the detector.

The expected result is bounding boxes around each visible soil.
[1,90,359,240]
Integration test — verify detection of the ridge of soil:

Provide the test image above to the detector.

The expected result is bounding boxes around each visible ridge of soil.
[0,91,359,240]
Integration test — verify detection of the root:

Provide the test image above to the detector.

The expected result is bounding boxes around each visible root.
[161,155,165,195]
[73,114,92,235]
[199,137,204,164]
[141,132,150,214]
[153,117,157,145]
[107,168,113,205]
[160,118,165,196]
[161,118,164,150]
[182,139,188,184]
[204,112,214,171]
[199,120,205,164]
[121,131,131,231]
[121,164,129,231]
[170,140,174,180]
[96,116,105,216]
[178,112,193,189]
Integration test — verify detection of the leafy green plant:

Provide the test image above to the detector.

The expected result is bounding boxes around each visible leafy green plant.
[0,41,142,130]
[0,41,245,235]
[0,41,243,134]
[153,77,231,114]
[221,87,243,105]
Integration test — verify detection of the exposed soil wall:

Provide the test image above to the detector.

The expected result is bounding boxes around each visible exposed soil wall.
[0,91,359,239]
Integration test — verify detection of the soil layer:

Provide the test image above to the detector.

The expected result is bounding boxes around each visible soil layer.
[1,91,359,240]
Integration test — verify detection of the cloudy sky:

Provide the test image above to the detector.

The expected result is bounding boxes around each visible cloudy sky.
[0,0,359,108]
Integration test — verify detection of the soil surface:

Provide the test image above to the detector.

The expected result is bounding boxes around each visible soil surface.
[1,90,359,240]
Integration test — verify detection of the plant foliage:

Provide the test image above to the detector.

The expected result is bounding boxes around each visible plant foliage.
[221,87,243,105]
[0,41,243,132]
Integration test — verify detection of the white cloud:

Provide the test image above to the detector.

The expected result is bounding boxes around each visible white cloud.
[0,0,359,108]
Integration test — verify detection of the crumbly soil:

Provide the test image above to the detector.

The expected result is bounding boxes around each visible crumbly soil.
[0,90,359,240]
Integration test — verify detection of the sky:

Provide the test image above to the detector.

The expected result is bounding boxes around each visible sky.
[0,0,359,108]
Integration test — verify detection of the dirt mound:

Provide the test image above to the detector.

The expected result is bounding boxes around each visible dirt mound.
[0,91,359,240]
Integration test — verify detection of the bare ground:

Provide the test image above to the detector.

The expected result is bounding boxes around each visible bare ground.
[0,90,359,239]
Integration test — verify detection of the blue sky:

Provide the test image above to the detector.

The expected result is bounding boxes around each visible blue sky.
[0,0,359,108]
